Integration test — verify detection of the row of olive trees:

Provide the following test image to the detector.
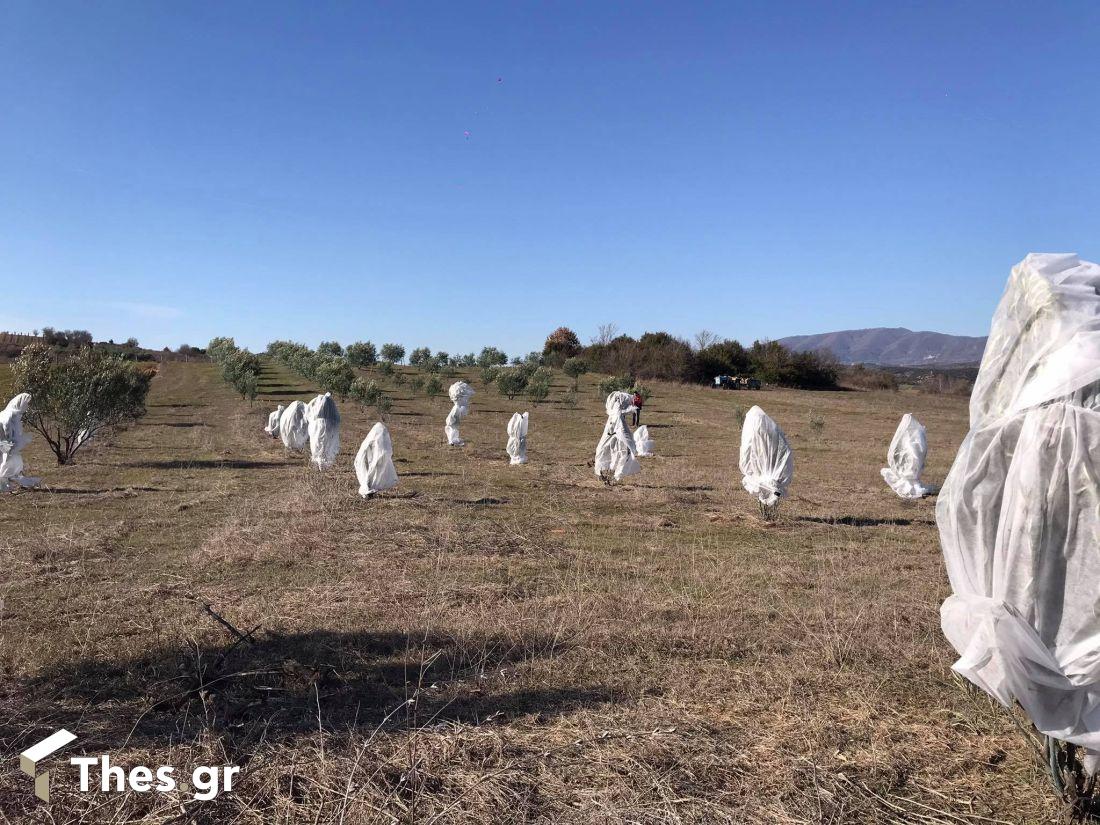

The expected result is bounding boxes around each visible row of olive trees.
[11,343,154,465]
[267,340,356,398]
[207,337,261,404]
[266,340,395,416]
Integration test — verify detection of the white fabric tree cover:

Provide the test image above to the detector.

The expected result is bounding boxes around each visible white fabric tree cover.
[633,425,654,457]
[445,381,475,446]
[306,393,341,469]
[938,252,1100,771]
[739,406,793,505]
[0,393,40,490]
[278,400,309,452]
[355,422,398,496]
[506,412,528,465]
[881,414,934,498]
[264,404,285,438]
[594,391,641,481]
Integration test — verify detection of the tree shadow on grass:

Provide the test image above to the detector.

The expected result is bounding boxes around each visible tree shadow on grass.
[34,485,182,494]
[120,459,292,470]
[257,391,312,399]
[795,515,933,527]
[7,627,610,762]
[634,484,714,492]
[140,422,210,428]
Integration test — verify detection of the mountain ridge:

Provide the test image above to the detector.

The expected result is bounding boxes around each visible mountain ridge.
[777,327,986,366]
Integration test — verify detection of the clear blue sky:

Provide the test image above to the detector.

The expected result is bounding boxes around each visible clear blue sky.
[3,2,1098,356]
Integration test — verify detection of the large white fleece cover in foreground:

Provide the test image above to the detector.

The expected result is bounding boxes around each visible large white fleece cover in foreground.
[506,412,528,465]
[264,405,284,438]
[279,400,309,452]
[445,381,475,446]
[594,391,640,481]
[306,393,341,469]
[738,406,792,506]
[355,422,398,496]
[881,414,934,499]
[938,253,1100,771]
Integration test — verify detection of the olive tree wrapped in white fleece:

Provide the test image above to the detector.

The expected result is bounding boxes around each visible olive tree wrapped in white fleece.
[738,406,792,506]
[594,391,640,482]
[938,253,1100,772]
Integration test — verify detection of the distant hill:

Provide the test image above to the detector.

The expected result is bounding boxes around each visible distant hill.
[777,327,986,367]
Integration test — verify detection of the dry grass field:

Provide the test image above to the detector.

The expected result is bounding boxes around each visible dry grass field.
[0,360,1065,823]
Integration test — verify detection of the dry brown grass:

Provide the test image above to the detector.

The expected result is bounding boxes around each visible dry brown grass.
[0,360,1066,823]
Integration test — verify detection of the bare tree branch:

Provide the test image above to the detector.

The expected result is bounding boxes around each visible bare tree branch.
[591,323,619,346]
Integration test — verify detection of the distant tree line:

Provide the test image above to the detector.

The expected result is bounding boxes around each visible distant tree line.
[40,327,94,348]
[537,326,839,390]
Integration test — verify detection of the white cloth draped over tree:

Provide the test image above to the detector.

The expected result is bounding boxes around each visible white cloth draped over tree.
[0,393,39,490]
[937,253,1100,772]
[445,381,475,446]
[305,393,340,469]
[738,406,793,506]
[506,412,528,464]
[355,422,398,496]
[594,391,640,481]
[881,414,934,498]
[264,404,284,438]
[279,400,309,452]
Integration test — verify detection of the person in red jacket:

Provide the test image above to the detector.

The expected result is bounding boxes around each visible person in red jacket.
[631,390,643,426]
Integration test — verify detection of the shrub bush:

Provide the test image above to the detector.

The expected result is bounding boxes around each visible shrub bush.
[380,343,405,364]
[562,356,588,389]
[477,347,508,369]
[346,341,377,367]
[12,344,154,465]
[840,364,899,391]
[496,367,530,400]
[314,357,355,399]
[597,375,633,397]
[543,326,582,365]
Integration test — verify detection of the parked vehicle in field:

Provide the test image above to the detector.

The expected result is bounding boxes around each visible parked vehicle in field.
[713,375,761,390]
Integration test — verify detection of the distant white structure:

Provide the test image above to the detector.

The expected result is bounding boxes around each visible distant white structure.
[881,414,934,498]
[355,422,398,496]
[633,425,654,457]
[506,412,528,465]
[306,393,341,469]
[264,404,284,438]
[0,393,40,490]
[445,381,475,446]
[278,400,309,452]
[738,406,793,506]
[594,391,640,482]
